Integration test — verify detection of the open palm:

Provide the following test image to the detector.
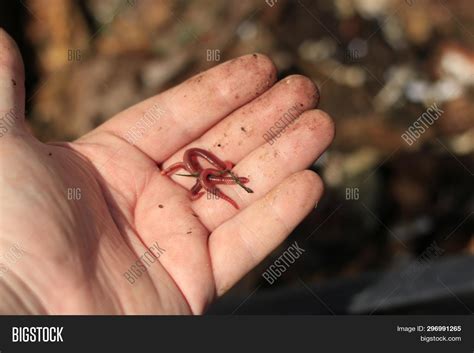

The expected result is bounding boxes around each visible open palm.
[0,30,334,314]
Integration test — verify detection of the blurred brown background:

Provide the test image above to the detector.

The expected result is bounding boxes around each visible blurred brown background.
[1,0,473,305]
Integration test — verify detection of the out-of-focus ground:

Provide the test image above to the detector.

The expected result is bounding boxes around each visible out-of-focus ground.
[1,0,473,295]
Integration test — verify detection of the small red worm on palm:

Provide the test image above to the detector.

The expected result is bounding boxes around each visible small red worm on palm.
[160,148,253,209]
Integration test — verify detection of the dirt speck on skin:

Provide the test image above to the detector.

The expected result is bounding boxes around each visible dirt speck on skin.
[217,143,222,147]
[313,91,320,106]
[186,231,192,234]
[158,204,164,208]
[190,74,204,84]
[240,126,246,133]
[48,152,52,156]
[11,79,16,86]
[191,213,198,217]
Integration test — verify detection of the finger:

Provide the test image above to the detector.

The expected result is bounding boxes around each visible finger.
[210,170,323,296]
[86,54,277,162]
[0,29,25,138]
[161,75,319,176]
[193,109,335,230]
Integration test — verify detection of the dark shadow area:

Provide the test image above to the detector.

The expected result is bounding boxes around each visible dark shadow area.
[208,255,474,315]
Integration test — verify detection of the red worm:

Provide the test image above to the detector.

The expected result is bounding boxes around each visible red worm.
[160,148,251,209]
[199,169,240,210]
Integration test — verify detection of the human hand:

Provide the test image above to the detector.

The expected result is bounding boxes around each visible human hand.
[0,29,334,314]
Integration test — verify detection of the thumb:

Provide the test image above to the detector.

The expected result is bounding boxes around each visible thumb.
[0,28,26,138]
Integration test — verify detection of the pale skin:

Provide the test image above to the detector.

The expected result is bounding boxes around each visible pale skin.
[0,29,334,314]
